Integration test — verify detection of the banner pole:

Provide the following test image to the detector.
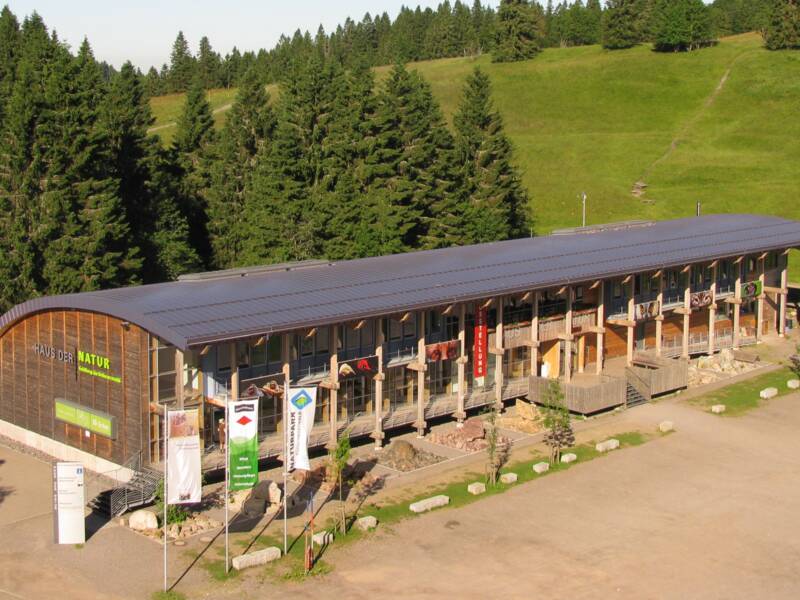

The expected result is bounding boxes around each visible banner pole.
[163,414,168,592]
[225,398,229,573]
[283,382,288,555]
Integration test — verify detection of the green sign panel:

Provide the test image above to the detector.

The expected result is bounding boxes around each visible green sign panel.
[228,399,259,491]
[55,398,116,439]
[741,280,763,299]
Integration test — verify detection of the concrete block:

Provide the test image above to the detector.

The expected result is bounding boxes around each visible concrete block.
[467,482,486,495]
[596,438,620,453]
[787,379,800,390]
[711,404,726,414]
[355,516,378,531]
[658,421,674,433]
[232,547,281,571]
[499,472,518,484]
[533,462,550,474]
[760,387,778,399]
[561,453,577,464]
[409,495,450,514]
[312,531,334,546]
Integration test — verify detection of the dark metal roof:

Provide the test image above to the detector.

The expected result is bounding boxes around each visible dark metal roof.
[2,214,799,350]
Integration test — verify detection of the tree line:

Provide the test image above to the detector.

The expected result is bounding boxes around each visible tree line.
[0,6,528,312]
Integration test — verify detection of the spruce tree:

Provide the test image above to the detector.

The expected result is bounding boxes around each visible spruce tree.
[205,68,275,269]
[0,6,20,121]
[493,0,543,62]
[454,67,529,245]
[168,31,194,92]
[763,0,800,50]
[197,36,221,88]
[652,0,713,52]
[603,0,641,49]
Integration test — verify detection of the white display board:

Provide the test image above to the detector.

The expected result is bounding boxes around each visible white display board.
[53,462,86,544]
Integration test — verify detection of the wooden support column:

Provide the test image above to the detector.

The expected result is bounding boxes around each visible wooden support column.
[708,263,717,356]
[532,292,540,376]
[564,287,573,381]
[328,326,339,450]
[626,278,635,365]
[372,319,385,449]
[229,343,239,402]
[733,258,742,349]
[757,257,765,342]
[495,297,504,408]
[415,311,426,437]
[656,273,664,357]
[456,304,467,426]
[682,268,691,358]
[596,282,604,374]
[779,256,788,337]
[175,349,185,409]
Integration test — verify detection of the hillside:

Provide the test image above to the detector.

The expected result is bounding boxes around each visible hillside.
[150,33,800,272]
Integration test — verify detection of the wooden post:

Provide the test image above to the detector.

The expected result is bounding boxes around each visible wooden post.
[328,326,339,449]
[175,349,185,409]
[708,263,717,355]
[532,292,540,377]
[733,259,742,349]
[627,277,635,365]
[229,343,239,402]
[779,254,788,337]
[456,304,466,426]
[416,311,426,437]
[373,319,385,449]
[564,287,573,382]
[656,272,664,357]
[495,296,504,408]
[757,256,765,342]
[596,282,604,375]
[683,268,691,358]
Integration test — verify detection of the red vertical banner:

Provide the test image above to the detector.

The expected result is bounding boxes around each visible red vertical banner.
[473,307,488,378]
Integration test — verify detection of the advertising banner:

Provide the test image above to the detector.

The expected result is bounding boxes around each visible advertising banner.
[54,398,116,438]
[634,300,660,321]
[287,387,317,472]
[53,462,85,544]
[228,399,259,491]
[337,356,378,380]
[741,280,763,299]
[473,307,488,378]
[690,290,713,309]
[425,340,459,362]
[166,409,201,504]
[240,372,285,400]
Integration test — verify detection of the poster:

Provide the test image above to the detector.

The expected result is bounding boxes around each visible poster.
[473,307,488,378]
[287,387,317,472]
[53,462,85,544]
[240,372,284,400]
[337,356,378,380]
[228,399,259,490]
[425,340,459,362]
[690,290,713,309]
[166,409,201,504]
[634,300,660,320]
[741,280,763,299]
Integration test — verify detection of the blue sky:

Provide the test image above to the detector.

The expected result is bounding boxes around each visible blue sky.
[5,0,501,70]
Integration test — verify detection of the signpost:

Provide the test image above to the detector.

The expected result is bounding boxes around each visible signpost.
[53,462,85,545]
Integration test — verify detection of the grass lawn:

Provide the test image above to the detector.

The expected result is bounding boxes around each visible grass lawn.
[689,366,796,416]
[149,33,800,278]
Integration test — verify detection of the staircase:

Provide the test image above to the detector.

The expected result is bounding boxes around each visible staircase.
[625,383,647,408]
[89,452,162,517]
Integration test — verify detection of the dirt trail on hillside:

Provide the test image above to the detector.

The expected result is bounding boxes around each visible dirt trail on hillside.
[147,101,233,134]
[632,51,755,197]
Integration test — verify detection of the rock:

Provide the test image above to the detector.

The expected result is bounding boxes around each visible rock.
[760,387,778,399]
[711,404,726,414]
[461,417,485,441]
[409,495,450,514]
[174,540,185,547]
[232,547,281,571]
[128,509,158,531]
[533,462,550,474]
[268,481,282,505]
[312,531,334,546]
[596,438,620,453]
[561,453,577,464]
[243,497,267,517]
[251,480,270,501]
[387,440,417,462]
[499,472,518,484]
[356,516,378,531]
[658,421,674,433]
[788,379,800,390]
[467,482,486,495]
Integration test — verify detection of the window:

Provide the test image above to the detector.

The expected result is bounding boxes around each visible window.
[217,345,231,372]
[575,286,584,301]
[266,336,281,364]
[251,341,267,366]
[613,282,622,299]
[236,341,250,368]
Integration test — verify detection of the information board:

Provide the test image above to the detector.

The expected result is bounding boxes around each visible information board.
[53,462,86,544]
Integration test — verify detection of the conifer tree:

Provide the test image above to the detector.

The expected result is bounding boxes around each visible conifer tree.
[454,67,528,245]
[763,0,800,50]
[197,36,221,88]
[603,0,641,49]
[652,0,713,52]
[493,0,543,62]
[206,68,275,269]
[0,6,21,120]
[168,31,194,92]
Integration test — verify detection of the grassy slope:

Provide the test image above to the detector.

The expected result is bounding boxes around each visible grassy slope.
[150,34,800,275]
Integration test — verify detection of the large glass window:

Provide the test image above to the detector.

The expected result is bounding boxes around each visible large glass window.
[384,367,415,414]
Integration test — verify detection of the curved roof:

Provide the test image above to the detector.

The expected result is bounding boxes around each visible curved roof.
[2,214,799,350]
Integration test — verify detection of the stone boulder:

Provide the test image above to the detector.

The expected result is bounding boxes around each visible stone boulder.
[356,516,378,531]
[409,495,450,514]
[658,421,674,433]
[788,379,800,390]
[533,462,550,474]
[129,509,158,531]
[499,472,518,484]
[711,404,726,414]
[312,531,334,546]
[386,440,417,462]
[232,547,281,571]
[760,387,778,399]
[268,481,282,505]
[467,482,486,495]
[596,438,620,453]
[461,417,485,442]
[561,453,577,464]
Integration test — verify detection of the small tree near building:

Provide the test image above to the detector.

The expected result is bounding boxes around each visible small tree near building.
[327,428,352,534]
[485,405,510,486]
[541,380,575,465]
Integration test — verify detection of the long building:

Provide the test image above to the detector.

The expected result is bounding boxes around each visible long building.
[0,214,797,476]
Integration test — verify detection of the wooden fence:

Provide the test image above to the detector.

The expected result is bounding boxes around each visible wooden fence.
[528,375,626,414]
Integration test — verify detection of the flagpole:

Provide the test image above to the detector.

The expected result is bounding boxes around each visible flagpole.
[283,381,288,555]
[163,413,168,592]
[225,398,230,573]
